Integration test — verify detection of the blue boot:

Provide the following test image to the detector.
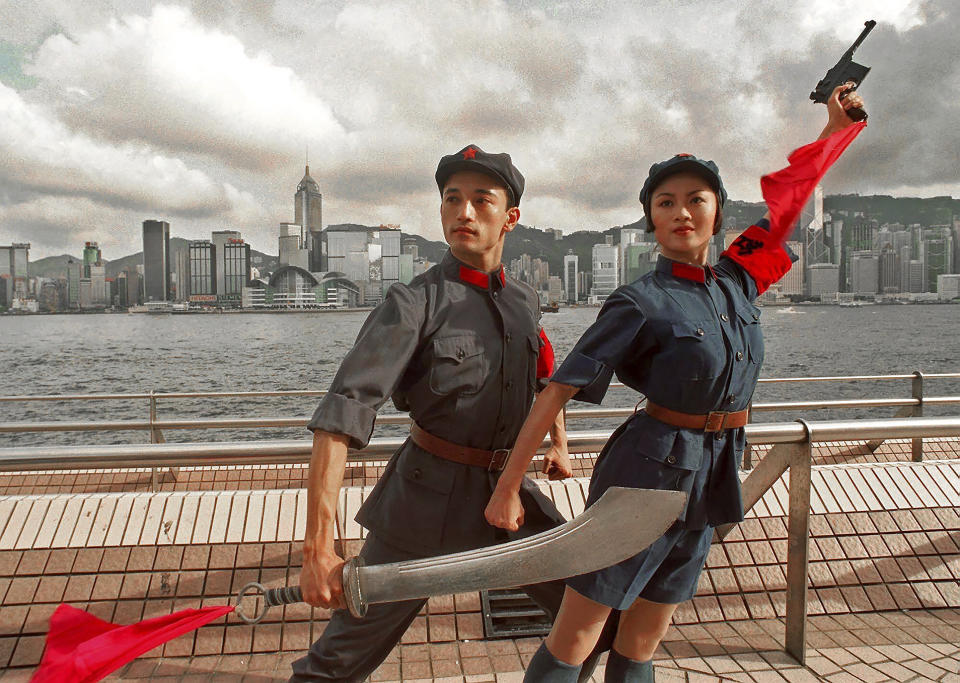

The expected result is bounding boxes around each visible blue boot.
[524,642,582,682]
[604,648,654,682]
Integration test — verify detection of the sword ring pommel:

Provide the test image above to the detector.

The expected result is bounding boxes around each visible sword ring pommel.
[235,581,268,624]
[342,556,368,619]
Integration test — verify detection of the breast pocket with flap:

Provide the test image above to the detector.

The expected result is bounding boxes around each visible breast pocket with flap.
[429,334,487,396]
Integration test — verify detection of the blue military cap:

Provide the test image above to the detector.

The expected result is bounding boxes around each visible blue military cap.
[435,145,525,208]
[639,153,727,207]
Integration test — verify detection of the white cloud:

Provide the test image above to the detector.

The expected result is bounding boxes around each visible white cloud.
[27,4,346,170]
[0,0,956,261]
[0,80,255,215]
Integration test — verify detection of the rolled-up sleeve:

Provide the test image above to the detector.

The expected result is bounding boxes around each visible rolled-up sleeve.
[307,283,424,448]
[550,290,647,404]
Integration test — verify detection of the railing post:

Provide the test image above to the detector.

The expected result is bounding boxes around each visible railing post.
[149,391,160,491]
[912,371,924,462]
[743,400,754,470]
[785,419,813,664]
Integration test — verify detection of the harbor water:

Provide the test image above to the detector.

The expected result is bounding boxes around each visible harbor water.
[2,304,958,446]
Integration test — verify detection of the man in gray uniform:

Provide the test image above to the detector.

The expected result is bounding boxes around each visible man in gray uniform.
[290,145,592,682]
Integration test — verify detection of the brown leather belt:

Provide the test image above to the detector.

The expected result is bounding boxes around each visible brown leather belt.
[644,400,749,432]
[410,423,510,471]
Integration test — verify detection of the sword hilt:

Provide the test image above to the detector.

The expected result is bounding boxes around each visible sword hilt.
[235,557,368,623]
[235,582,303,624]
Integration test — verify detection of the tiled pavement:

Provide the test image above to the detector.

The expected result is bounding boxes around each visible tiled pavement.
[1,609,956,681]
[0,438,958,681]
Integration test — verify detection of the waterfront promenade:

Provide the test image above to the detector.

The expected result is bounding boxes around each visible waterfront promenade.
[1,435,958,681]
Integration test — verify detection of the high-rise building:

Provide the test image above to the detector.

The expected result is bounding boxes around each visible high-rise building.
[82,242,101,277]
[563,252,578,303]
[619,228,643,284]
[878,245,900,293]
[188,241,216,304]
[279,223,309,270]
[173,246,190,302]
[546,276,562,304]
[295,165,324,271]
[0,243,30,307]
[623,243,657,284]
[920,227,953,293]
[780,241,804,296]
[590,243,619,302]
[380,227,401,296]
[212,230,241,297]
[65,258,82,308]
[89,263,107,307]
[220,239,250,306]
[808,263,840,298]
[850,250,879,295]
[142,220,171,302]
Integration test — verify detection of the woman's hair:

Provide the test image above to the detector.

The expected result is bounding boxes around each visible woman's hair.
[644,197,724,235]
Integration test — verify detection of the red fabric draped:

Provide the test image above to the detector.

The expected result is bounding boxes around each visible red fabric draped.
[761,121,866,237]
[723,121,866,293]
[31,603,234,683]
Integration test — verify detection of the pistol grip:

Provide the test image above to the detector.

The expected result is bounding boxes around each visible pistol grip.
[839,88,868,122]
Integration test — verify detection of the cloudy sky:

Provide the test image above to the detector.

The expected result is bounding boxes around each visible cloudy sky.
[1,1,957,260]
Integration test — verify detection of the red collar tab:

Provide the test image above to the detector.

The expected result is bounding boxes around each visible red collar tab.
[671,262,706,283]
[459,265,505,289]
[462,147,477,160]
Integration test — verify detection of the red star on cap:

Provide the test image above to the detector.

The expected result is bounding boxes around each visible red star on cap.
[675,153,693,158]
[462,147,477,160]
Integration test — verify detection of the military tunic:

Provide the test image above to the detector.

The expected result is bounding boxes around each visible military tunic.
[551,220,790,608]
[292,250,565,682]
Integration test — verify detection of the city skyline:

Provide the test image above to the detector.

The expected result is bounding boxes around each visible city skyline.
[1,1,959,261]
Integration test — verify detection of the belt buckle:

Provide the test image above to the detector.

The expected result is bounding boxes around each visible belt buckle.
[489,448,511,472]
[704,411,727,432]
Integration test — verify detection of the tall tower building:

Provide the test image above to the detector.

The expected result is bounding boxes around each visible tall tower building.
[295,165,323,271]
[563,252,578,303]
[82,242,101,277]
[188,241,216,303]
[212,230,241,297]
[142,220,171,302]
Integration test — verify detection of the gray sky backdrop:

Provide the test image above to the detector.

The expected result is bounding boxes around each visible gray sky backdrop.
[1,1,957,260]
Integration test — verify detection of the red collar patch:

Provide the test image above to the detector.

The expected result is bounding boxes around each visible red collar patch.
[459,265,505,289]
[462,147,477,160]
[671,262,706,283]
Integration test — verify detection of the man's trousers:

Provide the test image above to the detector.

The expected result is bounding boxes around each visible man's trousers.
[288,533,572,682]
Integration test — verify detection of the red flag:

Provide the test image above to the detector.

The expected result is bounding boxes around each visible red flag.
[31,603,234,683]
[723,121,866,292]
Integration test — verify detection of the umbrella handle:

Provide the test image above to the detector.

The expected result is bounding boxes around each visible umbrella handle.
[235,582,303,624]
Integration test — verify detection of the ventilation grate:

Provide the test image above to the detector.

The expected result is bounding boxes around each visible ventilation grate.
[480,588,552,638]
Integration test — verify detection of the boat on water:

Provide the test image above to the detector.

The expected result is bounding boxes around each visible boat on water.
[540,301,560,313]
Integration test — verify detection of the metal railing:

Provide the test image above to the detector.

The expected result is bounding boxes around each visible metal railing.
[1,415,959,663]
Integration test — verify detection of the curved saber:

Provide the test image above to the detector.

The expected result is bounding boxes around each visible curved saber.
[236,487,685,622]
[344,486,684,617]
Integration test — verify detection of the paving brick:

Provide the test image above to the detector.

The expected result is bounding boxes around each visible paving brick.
[127,546,157,572]
[43,548,78,574]
[15,550,49,575]
[8,635,44,667]
[3,577,38,605]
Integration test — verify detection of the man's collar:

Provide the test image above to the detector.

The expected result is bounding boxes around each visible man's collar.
[442,250,506,289]
[655,254,713,284]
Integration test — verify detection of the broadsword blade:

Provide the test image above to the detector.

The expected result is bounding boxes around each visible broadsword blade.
[342,486,686,617]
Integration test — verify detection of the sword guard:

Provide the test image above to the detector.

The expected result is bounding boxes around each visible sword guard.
[342,556,367,618]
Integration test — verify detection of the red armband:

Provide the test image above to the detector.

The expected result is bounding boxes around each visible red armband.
[721,225,794,295]
[537,328,555,379]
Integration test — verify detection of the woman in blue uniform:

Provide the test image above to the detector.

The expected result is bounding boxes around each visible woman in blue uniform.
[485,83,866,682]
